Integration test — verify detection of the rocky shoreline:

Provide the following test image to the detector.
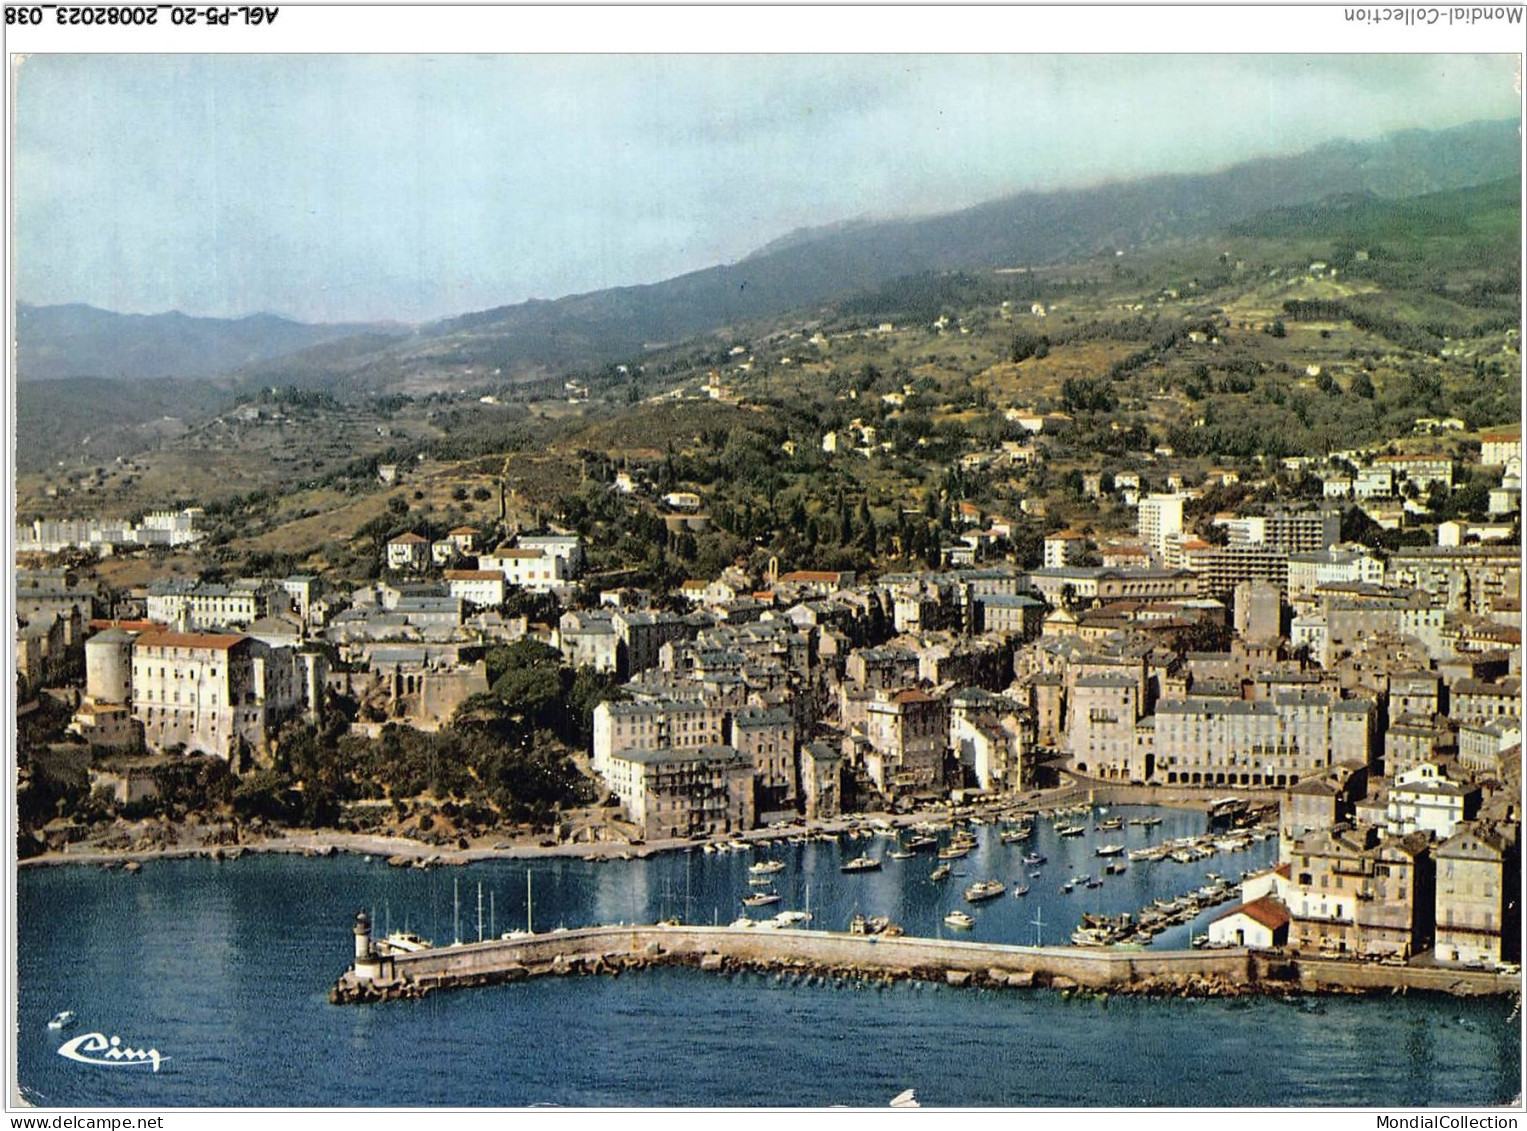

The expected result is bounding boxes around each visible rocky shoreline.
[329,946,1369,1005]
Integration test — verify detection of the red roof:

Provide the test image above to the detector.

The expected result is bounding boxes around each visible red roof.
[1211,894,1290,932]
[89,618,164,633]
[447,526,481,536]
[444,570,502,581]
[134,631,247,652]
[389,532,429,545]
[779,570,842,583]
[893,689,937,705]
[1481,430,1520,443]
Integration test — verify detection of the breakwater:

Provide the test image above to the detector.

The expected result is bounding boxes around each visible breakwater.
[330,923,1518,1004]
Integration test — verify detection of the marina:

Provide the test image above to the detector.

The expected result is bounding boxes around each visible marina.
[17,803,1523,1108]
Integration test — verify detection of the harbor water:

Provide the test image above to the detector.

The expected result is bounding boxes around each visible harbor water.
[15,806,1521,1107]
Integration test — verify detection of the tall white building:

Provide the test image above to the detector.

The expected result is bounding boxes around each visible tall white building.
[1137,494,1186,562]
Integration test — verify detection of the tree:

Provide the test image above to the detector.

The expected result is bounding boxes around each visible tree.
[1351,372,1375,399]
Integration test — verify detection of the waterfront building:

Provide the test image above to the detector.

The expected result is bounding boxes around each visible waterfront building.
[860,688,948,797]
[1065,673,1142,781]
[729,707,797,816]
[602,744,755,840]
[591,696,727,775]
[1151,692,1375,788]
[799,742,842,820]
[1208,895,1291,948]
[1285,824,1435,959]
[949,688,1035,793]
[1433,821,1520,968]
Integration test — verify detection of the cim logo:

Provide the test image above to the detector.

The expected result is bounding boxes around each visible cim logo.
[57,1032,167,1073]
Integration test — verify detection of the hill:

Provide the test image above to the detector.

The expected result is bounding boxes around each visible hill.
[233,118,1522,395]
[15,303,405,382]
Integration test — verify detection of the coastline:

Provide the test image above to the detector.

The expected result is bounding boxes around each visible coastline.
[17,783,1233,870]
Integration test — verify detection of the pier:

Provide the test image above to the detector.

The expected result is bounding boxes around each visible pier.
[329,914,1519,1003]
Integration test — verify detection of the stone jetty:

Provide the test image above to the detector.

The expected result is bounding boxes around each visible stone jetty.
[329,917,1518,1004]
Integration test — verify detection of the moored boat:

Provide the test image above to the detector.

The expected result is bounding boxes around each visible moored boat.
[840,856,882,874]
[47,1011,76,1031]
[742,891,782,907]
[943,910,975,930]
[748,859,786,875]
[381,929,434,953]
[963,879,1006,903]
[929,863,952,881]
[1095,843,1125,857]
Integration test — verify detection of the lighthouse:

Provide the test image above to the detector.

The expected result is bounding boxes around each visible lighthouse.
[353,910,374,962]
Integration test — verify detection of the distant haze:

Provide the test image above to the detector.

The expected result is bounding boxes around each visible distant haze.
[15,54,1520,324]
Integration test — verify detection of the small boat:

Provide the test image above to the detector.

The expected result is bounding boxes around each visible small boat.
[1096,818,1124,831]
[963,880,1007,903]
[742,891,782,907]
[47,1011,76,1031]
[1022,853,1047,866]
[888,849,916,860]
[748,874,776,886]
[930,864,952,882]
[1061,880,1077,893]
[1085,876,1104,889]
[905,835,938,851]
[840,857,882,874]
[944,911,975,930]
[1028,869,1043,878]
[729,916,758,928]
[774,910,811,927]
[999,827,1032,844]
[937,845,972,861]
[1011,885,1030,897]
[1095,843,1125,857]
[748,860,786,875]
[1104,862,1128,875]
[1055,824,1085,837]
[382,930,434,953]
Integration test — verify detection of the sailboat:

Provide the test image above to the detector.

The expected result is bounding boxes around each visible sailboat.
[775,882,812,927]
[502,870,534,940]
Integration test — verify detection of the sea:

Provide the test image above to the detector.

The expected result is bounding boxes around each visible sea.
[14,804,1521,1108]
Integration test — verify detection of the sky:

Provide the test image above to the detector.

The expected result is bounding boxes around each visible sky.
[13,53,1522,325]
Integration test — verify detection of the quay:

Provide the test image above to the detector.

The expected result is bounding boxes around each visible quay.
[330,913,1519,1004]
